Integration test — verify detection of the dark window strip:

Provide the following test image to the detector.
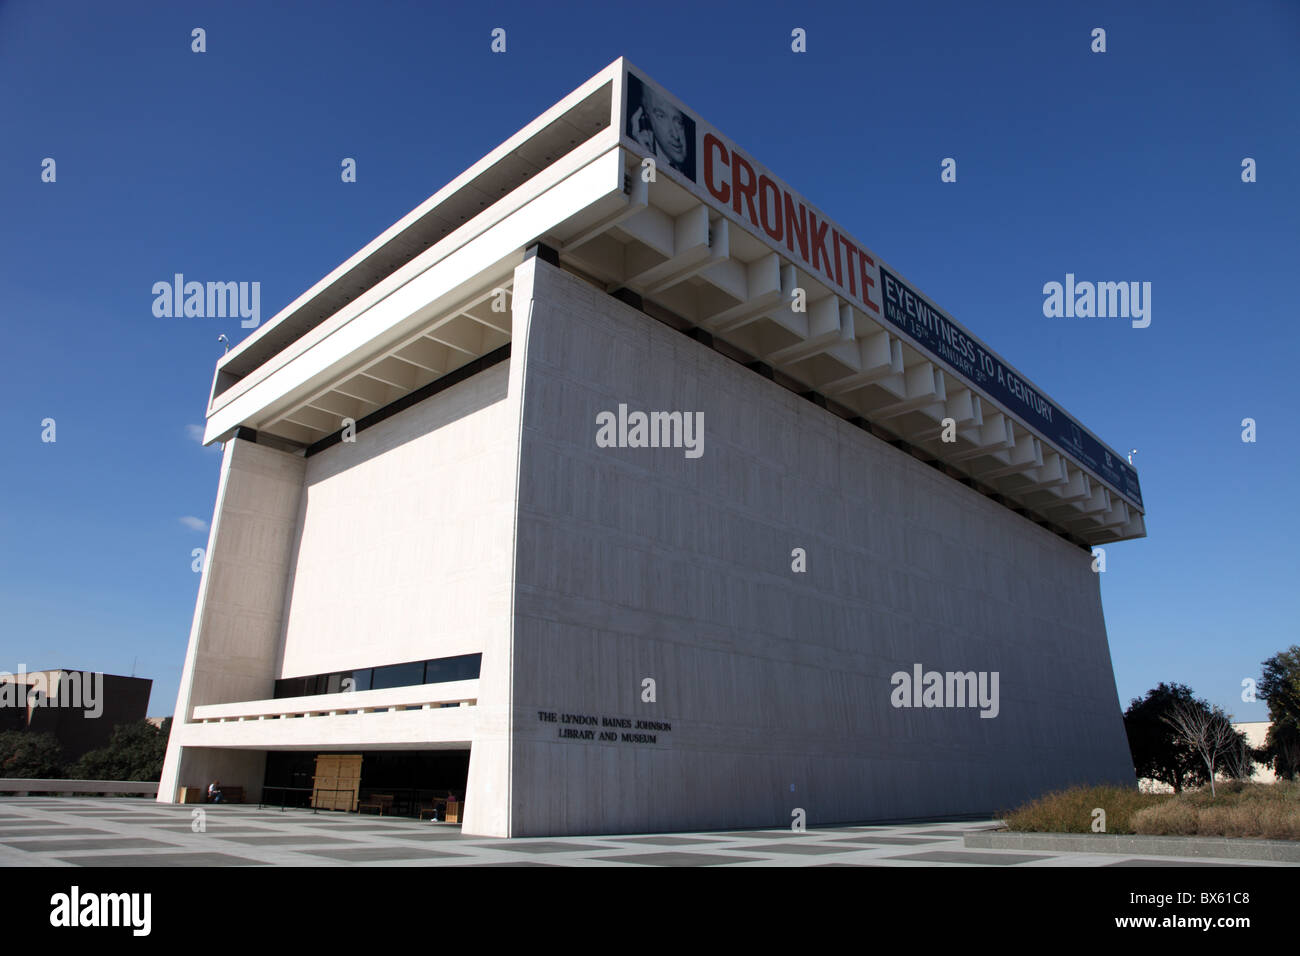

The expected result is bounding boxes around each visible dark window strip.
[274,653,482,700]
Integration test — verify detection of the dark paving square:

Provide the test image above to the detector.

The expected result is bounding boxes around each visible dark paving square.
[95,816,183,824]
[215,834,360,846]
[813,862,883,866]
[835,826,893,831]
[295,823,417,833]
[608,836,725,846]
[0,818,66,825]
[57,851,267,867]
[886,850,1051,865]
[703,830,793,839]
[1105,858,1247,867]
[491,841,612,854]
[831,835,946,846]
[737,842,863,855]
[153,825,272,834]
[460,861,559,866]
[98,808,187,814]
[290,817,386,825]
[380,831,471,842]
[597,851,765,866]
[296,846,467,862]
[292,816,402,823]
[11,837,178,852]
[261,818,350,825]
[0,827,108,838]
[900,829,971,837]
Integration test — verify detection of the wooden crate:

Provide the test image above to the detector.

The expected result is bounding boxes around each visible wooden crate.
[312,754,362,811]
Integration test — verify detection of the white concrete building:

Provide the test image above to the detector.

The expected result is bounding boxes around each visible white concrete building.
[1234,721,1281,784]
[160,59,1145,837]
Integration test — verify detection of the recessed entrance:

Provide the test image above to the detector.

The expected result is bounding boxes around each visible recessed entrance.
[263,749,470,819]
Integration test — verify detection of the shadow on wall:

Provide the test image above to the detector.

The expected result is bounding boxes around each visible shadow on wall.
[274,360,513,676]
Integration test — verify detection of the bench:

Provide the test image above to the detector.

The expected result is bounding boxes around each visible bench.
[357,793,394,816]
[205,785,243,804]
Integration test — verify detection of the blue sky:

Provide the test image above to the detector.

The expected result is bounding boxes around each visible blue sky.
[1,0,1296,720]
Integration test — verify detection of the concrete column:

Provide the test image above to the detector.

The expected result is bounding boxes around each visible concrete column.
[158,437,306,803]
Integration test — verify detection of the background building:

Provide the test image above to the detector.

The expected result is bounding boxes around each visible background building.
[0,669,152,764]
[1234,721,1282,784]
[160,59,1143,836]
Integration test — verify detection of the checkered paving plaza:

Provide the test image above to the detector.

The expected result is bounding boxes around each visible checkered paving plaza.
[0,798,1291,867]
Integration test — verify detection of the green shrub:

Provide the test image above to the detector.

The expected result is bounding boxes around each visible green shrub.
[0,731,64,778]
[69,719,170,782]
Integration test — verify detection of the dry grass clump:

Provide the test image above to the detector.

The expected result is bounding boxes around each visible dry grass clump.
[1131,780,1300,840]
[1001,785,1165,834]
[1002,780,1300,840]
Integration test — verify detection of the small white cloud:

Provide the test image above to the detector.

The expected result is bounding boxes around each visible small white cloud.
[179,516,208,533]
[187,423,220,451]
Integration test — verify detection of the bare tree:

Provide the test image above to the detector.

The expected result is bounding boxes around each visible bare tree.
[1221,735,1255,782]
[1159,701,1241,797]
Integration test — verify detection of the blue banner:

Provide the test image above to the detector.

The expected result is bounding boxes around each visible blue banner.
[878,266,1143,510]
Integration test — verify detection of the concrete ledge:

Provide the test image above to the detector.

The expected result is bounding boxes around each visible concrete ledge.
[0,779,160,796]
[965,830,1300,862]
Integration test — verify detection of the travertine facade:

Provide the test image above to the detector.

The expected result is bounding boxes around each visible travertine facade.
[506,259,1133,835]
[160,59,1140,837]
[162,256,1134,836]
